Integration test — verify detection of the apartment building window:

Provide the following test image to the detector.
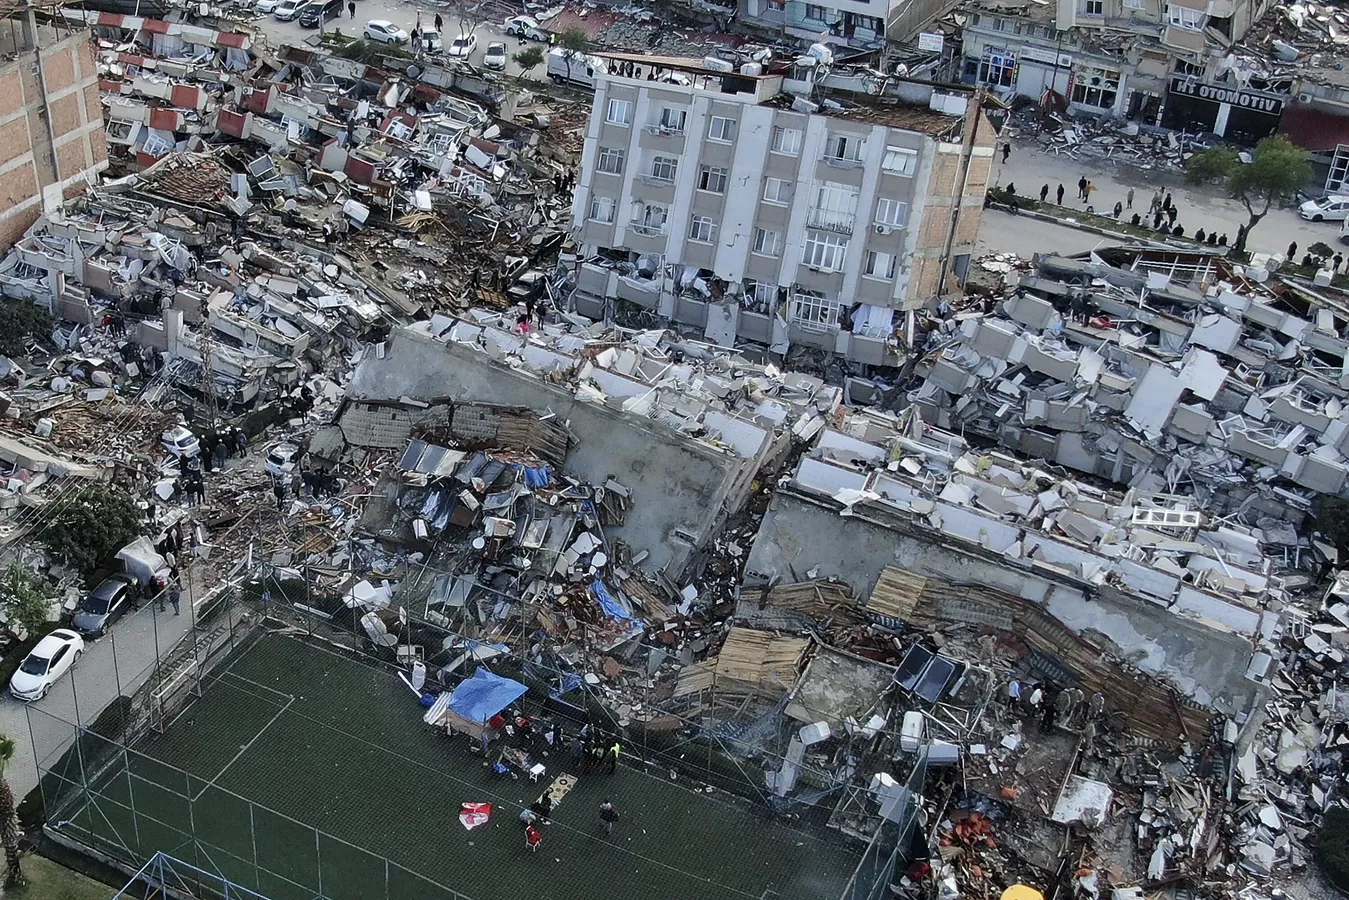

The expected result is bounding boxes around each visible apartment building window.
[790,288,840,328]
[883,146,918,176]
[1081,0,1103,14]
[658,107,687,132]
[606,98,633,125]
[709,116,737,142]
[589,195,616,223]
[743,280,781,314]
[1071,65,1120,109]
[1123,0,1145,9]
[143,134,174,158]
[753,228,781,256]
[427,131,455,157]
[824,134,865,163]
[804,3,829,21]
[978,49,1016,88]
[1167,4,1204,28]
[597,147,626,175]
[649,156,678,182]
[802,230,848,272]
[865,250,897,279]
[763,178,793,204]
[689,216,716,243]
[765,0,785,9]
[874,198,910,228]
[771,126,802,155]
[699,165,727,193]
[810,182,859,231]
[631,202,669,234]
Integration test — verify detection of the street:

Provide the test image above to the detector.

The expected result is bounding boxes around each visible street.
[10,594,203,800]
[248,0,548,81]
[994,141,1341,260]
[975,209,1110,259]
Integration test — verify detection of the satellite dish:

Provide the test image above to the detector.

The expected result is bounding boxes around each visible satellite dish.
[407,64,423,80]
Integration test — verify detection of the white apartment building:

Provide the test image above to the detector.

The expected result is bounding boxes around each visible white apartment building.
[570,53,995,365]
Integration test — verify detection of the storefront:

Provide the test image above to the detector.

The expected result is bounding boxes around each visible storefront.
[1013,46,1071,100]
[1161,76,1286,143]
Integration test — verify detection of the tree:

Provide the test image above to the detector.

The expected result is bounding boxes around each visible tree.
[514,46,544,77]
[1310,241,1335,261]
[0,565,50,639]
[41,483,142,579]
[558,28,590,84]
[0,735,22,887]
[1184,136,1312,253]
[0,301,51,359]
[1316,495,1349,554]
[1318,806,1349,891]
[443,0,490,41]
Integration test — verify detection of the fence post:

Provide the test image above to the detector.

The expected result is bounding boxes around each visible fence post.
[111,628,123,697]
[124,748,141,849]
[314,826,323,898]
[250,802,261,892]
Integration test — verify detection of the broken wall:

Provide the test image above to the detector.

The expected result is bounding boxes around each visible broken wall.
[744,489,1258,713]
[349,327,752,577]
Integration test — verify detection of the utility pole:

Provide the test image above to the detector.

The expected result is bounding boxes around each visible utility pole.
[197,296,218,429]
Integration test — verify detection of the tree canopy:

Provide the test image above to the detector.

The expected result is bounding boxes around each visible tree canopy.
[1184,136,1311,251]
[513,46,544,74]
[41,484,142,579]
[0,302,52,359]
[0,565,51,638]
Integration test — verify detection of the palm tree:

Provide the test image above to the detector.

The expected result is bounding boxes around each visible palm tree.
[0,735,23,887]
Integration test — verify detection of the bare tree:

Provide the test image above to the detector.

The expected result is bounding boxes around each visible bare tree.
[441,0,492,39]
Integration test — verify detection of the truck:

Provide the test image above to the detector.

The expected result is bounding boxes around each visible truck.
[546,47,608,89]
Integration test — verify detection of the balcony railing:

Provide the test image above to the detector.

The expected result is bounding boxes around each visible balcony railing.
[822,155,864,169]
[807,210,854,234]
[643,123,686,136]
[638,173,676,186]
[629,222,669,237]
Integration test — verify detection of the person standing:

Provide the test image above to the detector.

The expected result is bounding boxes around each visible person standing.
[273,478,286,512]
[1077,176,1088,200]
[599,800,619,834]
[606,740,621,774]
[1039,184,1049,203]
[1055,183,1064,205]
[1126,187,1134,209]
[434,12,443,31]
[1167,206,1178,226]
[1001,142,1011,163]
[1082,181,1096,204]
[1288,241,1298,260]
[1163,191,1173,212]
[1112,201,1123,218]
[169,582,182,616]
[347,0,354,16]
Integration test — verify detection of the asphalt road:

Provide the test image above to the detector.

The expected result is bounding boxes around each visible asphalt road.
[248,0,549,82]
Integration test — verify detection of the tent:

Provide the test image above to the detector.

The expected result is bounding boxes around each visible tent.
[423,668,527,737]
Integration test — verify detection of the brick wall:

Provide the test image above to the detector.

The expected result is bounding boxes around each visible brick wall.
[0,71,22,118]
[49,93,80,138]
[0,116,30,162]
[56,137,89,180]
[0,163,38,210]
[43,45,75,93]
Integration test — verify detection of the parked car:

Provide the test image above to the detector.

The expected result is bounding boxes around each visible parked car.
[71,575,138,636]
[10,629,84,701]
[273,0,306,20]
[447,32,477,58]
[1300,195,1349,222]
[299,0,342,27]
[363,19,409,44]
[483,41,508,69]
[420,29,444,54]
[161,425,200,458]
[266,443,302,479]
[504,15,548,40]
[255,0,280,13]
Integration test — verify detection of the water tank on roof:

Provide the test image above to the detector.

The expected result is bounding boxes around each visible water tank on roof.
[739,63,762,76]
[703,56,735,72]
[791,97,819,114]
[808,42,833,64]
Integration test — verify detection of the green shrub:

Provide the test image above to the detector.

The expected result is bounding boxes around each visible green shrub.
[1317,805,1349,891]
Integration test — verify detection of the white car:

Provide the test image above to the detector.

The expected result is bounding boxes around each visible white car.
[161,425,200,458]
[447,33,477,58]
[504,15,548,40]
[364,19,409,44]
[11,629,84,701]
[1300,195,1349,222]
[420,29,444,54]
[273,0,305,20]
[483,41,507,69]
[255,0,280,12]
[266,443,301,479]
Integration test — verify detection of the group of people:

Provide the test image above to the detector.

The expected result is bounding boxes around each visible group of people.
[1006,677,1106,749]
[177,427,248,506]
[522,800,620,852]
[1287,241,1349,275]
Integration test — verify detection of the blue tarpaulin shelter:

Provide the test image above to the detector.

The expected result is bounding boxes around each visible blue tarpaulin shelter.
[448,669,528,724]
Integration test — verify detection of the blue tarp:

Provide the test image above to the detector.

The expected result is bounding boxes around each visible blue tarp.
[447,668,528,724]
[591,579,635,623]
[520,465,553,488]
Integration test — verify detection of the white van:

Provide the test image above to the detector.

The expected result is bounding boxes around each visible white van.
[546,47,607,89]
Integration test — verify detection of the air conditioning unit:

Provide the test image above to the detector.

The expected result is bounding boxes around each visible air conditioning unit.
[875,224,892,235]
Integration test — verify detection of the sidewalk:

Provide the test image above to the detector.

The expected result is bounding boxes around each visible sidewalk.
[995,139,1337,259]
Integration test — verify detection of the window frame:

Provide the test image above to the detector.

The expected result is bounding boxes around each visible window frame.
[789,288,840,328]
[882,146,918,176]
[649,155,679,182]
[658,107,687,132]
[589,195,616,223]
[698,165,728,193]
[804,2,828,20]
[688,215,716,243]
[708,116,737,143]
[802,230,849,272]
[606,98,633,126]
[771,126,802,155]
[864,250,897,280]
[1166,4,1204,29]
[763,177,792,204]
[596,147,626,175]
[752,228,781,256]
[824,133,865,164]
[874,198,910,228]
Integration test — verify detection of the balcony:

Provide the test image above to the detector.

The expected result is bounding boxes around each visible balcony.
[807,210,854,234]
[643,123,685,137]
[822,155,864,169]
[638,174,676,187]
[629,222,668,237]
